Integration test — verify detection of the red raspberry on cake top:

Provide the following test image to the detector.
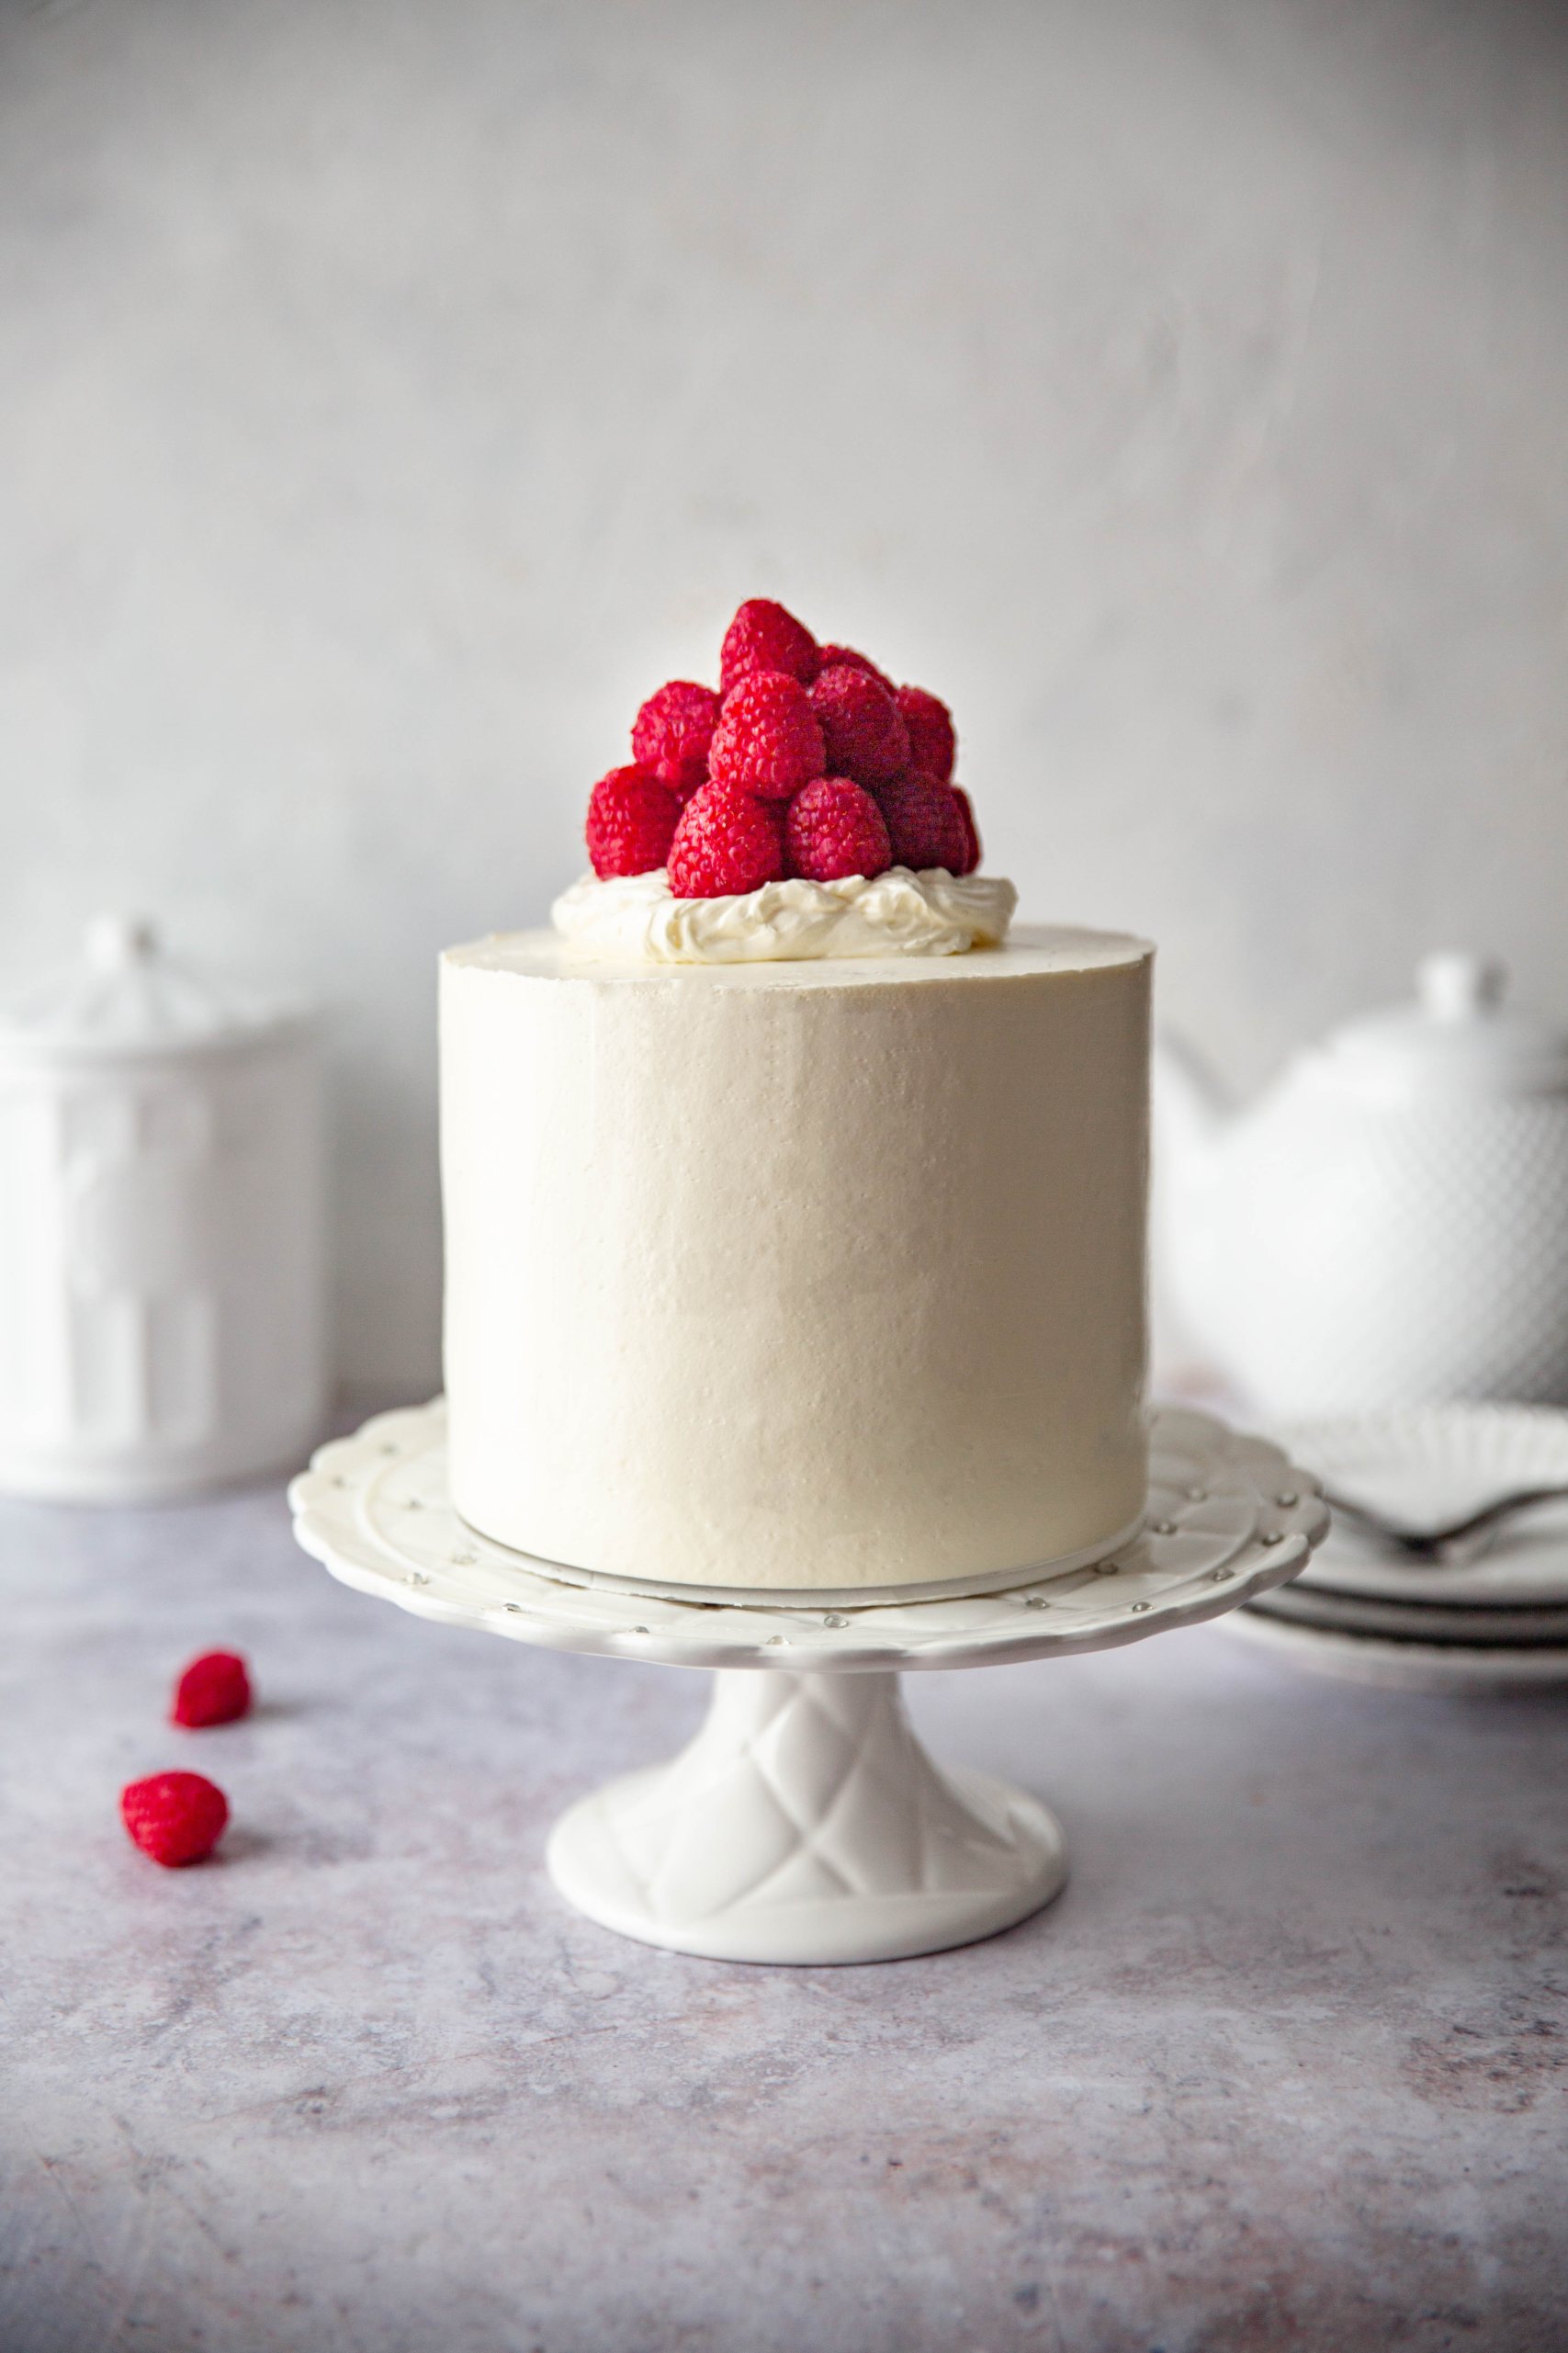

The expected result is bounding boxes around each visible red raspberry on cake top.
[951,786,981,877]
[815,644,895,694]
[586,765,684,878]
[668,784,786,899]
[719,598,820,693]
[784,778,892,885]
[630,681,720,796]
[875,771,969,875]
[809,664,910,787]
[708,672,826,799]
[895,685,956,784]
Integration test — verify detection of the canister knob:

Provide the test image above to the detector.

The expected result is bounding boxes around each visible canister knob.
[84,913,160,973]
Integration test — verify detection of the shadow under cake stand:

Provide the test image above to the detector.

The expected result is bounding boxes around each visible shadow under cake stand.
[289,1403,1325,1966]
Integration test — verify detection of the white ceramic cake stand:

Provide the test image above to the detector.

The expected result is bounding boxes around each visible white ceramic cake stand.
[289,1402,1325,1966]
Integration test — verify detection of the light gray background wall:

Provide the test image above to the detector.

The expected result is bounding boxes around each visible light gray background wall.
[4,0,1567,1402]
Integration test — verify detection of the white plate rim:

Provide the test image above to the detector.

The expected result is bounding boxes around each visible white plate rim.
[1271,1403,1568,1607]
[1225,1604,1568,1692]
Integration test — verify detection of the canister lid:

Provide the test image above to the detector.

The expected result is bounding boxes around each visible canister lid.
[0,915,315,1064]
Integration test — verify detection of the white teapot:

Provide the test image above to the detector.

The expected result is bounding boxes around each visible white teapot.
[1154,952,1568,1418]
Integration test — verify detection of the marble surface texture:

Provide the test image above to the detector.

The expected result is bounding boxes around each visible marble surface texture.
[5,1476,1567,2353]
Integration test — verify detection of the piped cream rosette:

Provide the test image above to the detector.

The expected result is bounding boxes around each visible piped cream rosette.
[551,866,1017,964]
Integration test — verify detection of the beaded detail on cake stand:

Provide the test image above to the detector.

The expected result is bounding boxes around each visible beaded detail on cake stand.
[290,1403,1325,1965]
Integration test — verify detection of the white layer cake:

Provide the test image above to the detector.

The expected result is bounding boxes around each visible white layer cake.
[441,922,1152,1600]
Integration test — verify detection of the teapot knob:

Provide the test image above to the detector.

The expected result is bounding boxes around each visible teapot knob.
[1416,949,1506,1023]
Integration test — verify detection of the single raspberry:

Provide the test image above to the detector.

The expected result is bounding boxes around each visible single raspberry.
[894,685,955,783]
[719,598,819,693]
[815,644,895,693]
[172,1650,252,1728]
[630,681,721,795]
[875,771,969,873]
[120,1770,230,1868]
[808,665,910,787]
[585,765,683,878]
[708,672,826,799]
[784,778,892,884]
[951,786,981,876]
[668,784,786,899]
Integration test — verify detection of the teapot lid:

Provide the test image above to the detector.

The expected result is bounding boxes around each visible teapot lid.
[0,914,314,1065]
[1314,952,1568,1100]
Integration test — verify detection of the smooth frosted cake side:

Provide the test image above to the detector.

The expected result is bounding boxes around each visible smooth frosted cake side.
[440,924,1152,1596]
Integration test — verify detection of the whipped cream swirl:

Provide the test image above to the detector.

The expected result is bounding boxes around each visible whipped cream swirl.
[552,868,1017,964]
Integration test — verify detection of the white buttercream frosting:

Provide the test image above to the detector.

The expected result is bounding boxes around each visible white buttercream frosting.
[441,922,1153,1594]
[551,866,1017,964]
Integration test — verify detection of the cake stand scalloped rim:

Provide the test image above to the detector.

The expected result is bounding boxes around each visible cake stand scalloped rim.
[289,1402,1329,1964]
[288,1400,1327,1674]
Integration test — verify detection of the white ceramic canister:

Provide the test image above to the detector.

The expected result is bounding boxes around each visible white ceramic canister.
[0,916,329,1500]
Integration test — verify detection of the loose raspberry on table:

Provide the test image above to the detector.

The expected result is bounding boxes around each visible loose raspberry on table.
[630,681,721,796]
[708,673,826,798]
[586,765,684,878]
[875,771,969,874]
[718,598,820,693]
[668,784,786,899]
[120,1771,230,1868]
[815,644,895,693]
[894,685,955,783]
[808,665,910,787]
[784,778,892,885]
[951,786,981,876]
[172,1650,252,1728]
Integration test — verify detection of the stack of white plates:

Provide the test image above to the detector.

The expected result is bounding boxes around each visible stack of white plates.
[1224,1404,1568,1692]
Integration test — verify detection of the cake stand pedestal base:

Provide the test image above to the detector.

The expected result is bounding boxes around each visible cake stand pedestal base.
[289,1401,1328,1968]
[546,1668,1066,1965]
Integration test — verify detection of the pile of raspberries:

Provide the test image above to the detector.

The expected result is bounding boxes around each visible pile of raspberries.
[585,598,982,899]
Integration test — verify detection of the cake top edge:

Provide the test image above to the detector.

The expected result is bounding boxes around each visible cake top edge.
[442,920,1155,983]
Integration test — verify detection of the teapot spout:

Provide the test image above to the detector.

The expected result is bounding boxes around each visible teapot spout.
[1152,1031,1232,1191]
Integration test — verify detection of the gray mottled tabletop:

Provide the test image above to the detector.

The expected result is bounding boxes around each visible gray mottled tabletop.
[4,1471,1565,2353]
